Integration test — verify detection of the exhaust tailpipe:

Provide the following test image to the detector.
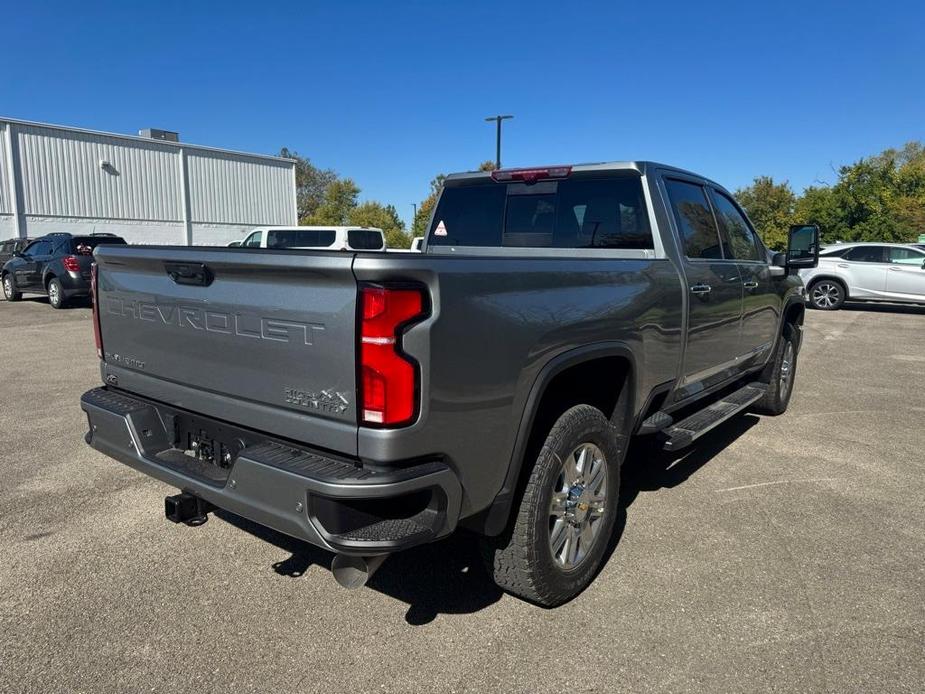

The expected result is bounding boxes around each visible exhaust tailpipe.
[331,554,389,589]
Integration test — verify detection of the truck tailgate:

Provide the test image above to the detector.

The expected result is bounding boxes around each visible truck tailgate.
[94,246,358,451]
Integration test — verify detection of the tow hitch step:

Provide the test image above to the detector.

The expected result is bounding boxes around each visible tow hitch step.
[165,492,215,525]
[661,383,767,451]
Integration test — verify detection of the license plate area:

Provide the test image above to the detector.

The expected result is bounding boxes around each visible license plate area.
[171,413,252,470]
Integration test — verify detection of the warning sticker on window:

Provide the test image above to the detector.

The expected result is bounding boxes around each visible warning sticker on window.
[434,220,447,236]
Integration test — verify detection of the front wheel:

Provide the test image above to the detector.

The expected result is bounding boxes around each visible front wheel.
[481,405,622,607]
[753,325,799,416]
[2,274,22,302]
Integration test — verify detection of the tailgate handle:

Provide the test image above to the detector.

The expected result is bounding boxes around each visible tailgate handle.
[165,262,214,287]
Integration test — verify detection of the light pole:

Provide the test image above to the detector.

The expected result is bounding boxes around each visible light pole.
[485,114,513,169]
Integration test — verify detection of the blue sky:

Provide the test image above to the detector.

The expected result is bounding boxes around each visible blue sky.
[3,0,923,227]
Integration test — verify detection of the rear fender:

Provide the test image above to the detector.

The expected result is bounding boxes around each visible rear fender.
[471,342,637,536]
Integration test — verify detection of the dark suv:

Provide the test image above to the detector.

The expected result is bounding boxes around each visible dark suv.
[0,238,33,266]
[1,233,127,308]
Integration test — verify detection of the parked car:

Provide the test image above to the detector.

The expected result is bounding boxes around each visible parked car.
[0,237,33,266]
[410,236,424,251]
[800,242,925,310]
[80,162,817,606]
[2,232,126,308]
[233,226,386,251]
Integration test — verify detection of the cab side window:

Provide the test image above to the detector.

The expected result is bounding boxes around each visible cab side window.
[664,179,723,259]
[709,190,761,261]
[243,232,262,248]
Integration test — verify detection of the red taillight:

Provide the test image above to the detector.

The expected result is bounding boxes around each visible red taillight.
[63,255,80,272]
[359,285,426,427]
[490,165,572,183]
[91,263,103,359]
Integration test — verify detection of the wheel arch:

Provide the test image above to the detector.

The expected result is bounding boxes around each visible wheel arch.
[468,342,638,536]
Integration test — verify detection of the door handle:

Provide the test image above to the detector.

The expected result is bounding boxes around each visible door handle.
[743,281,759,290]
[837,263,849,268]
[888,266,901,272]
[690,284,712,295]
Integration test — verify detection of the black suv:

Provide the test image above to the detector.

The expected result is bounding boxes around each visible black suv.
[1,233,127,308]
[0,238,33,266]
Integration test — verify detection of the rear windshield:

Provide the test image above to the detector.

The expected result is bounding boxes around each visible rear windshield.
[347,229,384,249]
[71,236,126,254]
[428,175,653,249]
[266,229,336,249]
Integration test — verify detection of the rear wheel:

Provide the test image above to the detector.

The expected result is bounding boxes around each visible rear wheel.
[2,273,21,302]
[481,405,622,607]
[808,279,845,310]
[47,278,66,309]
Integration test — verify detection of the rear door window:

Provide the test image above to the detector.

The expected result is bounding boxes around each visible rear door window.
[266,229,337,248]
[844,246,887,263]
[664,179,723,259]
[347,229,384,250]
[23,240,53,257]
[428,175,652,249]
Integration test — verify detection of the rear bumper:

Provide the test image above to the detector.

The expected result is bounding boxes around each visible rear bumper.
[80,387,461,555]
[59,271,90,297]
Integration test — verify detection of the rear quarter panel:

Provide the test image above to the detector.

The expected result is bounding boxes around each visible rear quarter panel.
[353,253,684,516]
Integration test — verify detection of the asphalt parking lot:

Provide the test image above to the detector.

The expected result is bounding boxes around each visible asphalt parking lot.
[1,297,923,693]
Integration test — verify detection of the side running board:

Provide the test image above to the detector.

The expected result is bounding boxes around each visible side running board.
[661,383,767,452]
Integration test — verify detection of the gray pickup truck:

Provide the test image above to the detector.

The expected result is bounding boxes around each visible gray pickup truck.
[80,162,818,606]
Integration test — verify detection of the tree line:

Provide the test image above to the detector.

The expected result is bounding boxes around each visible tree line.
[279,147,409,249]
[736,142,925,250]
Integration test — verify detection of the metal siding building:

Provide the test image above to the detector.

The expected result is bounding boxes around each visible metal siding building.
[0,118,296,245]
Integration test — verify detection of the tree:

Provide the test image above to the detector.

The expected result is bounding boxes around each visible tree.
[478,160,496,172]
[302,179,360,225]
[794,186,845,243]
[279,147,337,220]
[734,176,797,250]
[348,201,410,248]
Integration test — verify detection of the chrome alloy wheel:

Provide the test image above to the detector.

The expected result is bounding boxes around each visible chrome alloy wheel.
[48,281,60,306]
[548,442,608,570]
[779,340,795,399]
[2,275,12,299]
[811,282,841,309]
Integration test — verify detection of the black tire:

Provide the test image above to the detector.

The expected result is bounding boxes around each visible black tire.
[481,405,623,607]
[2,273,22,302]
[807,278,846,310]
[47,277,66,309]
[753,325,799,416]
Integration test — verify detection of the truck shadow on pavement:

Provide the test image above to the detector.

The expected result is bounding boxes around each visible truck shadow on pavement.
[217,413,761,625]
